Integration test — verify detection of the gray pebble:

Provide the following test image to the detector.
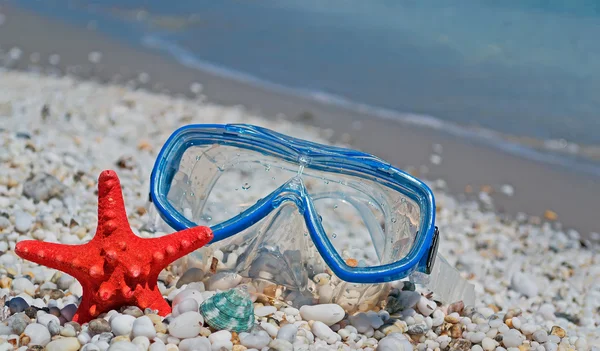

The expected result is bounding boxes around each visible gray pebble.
[89,318,111,335]
[8,312,31,334]
[276,324,298,343]
[48,319,60,336]
[22,172,68,202]
[121,306,143,318]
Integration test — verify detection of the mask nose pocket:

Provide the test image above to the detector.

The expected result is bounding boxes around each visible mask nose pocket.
[204,202,325,293]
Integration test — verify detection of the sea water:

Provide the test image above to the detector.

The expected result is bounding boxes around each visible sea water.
[15,0,600,166]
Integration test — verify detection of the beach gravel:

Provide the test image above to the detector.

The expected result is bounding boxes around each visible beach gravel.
[0,70,599,350]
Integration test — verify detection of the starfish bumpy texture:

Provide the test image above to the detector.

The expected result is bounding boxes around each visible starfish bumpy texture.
[15,170,213,323]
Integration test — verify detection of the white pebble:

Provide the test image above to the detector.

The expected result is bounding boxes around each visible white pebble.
[254,305,277,317]
[260,321,279,337]
[106,341,138,351]
[376,333,413,351]
[168,311,204,338]
[511,272,539,298]
[131,336,150,351]
[178,337,211,351]
[14,211,33,233]
[208,330,232,343]
[502,329,524,348]
[470,331,486,344]
[110,314,136,336]
[311,321,339,344]
[11,278,35,295]
[45,337,80,351]
[300,304,345,326]
[277,324,298,343]
[149,338,167,351]
[132,316,156,339]
[481,337,496,350]
[37,313,60,327]
[24,323,51,346]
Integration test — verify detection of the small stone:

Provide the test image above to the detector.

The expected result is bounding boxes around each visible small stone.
[511,272,538,298]
[178,337,211,351]
[447,338,471,351]
[299,304,345,326]
[132,316,156,339]
[470,331,486,344]
[269,339,293,351]
[7,297,29,314]
[168,311,203,338]
[89,318,112,335]
[37,313,60,327]
[14,211,34,233]
[277,324,298,343]
[550,326,566,338]
[45,337,80,351]
[8,312,30,334]
[503,329,525,348]
[11,277,36,295]
[533,330,548,343]
[385,291,421,314]
[22,173,68,202]
[47,319,60,336]
[254,305,277,317]
[310,321,339,344]
[481,337,496,350]
[106,341,139,351]
[376,333,414,351]
[239,329,272,349]
[111,314,136,336]
[122,306,144,318]
[448,301,465,315]
[132,336,150,350]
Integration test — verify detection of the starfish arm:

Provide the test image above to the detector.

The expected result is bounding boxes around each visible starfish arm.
[96,170,131,237]
[15,240,92,280]
[143,226,214,271]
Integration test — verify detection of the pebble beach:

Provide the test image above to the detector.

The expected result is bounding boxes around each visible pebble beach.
[1,65,599,351]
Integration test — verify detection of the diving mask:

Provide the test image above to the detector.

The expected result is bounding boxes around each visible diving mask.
[146,124,475,311]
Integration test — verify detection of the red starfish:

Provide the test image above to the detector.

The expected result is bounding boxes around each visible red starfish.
[15,170,213,323]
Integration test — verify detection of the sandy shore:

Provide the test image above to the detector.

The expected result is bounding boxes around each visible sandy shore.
[1,5,599,238]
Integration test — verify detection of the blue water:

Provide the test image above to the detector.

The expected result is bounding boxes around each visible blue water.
[14,0,600,148]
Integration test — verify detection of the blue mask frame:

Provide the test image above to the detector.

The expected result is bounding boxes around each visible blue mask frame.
[149,123,439,284]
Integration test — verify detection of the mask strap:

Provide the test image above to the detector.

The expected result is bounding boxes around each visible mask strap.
[409,253,476,306]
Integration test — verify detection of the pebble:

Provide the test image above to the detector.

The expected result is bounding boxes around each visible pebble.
[511,272,539,297]
[132,316,156,339]
[502,329,525,348]
[168,311,204,338]
[110,314,136,336]
[37,312,60,327]
[7,297,29,314]
[276,324,298,343]
[14,211,33,233]
[107,341,139,351]
[24,322,51,346]
[311,321,339,344]
[178,337,211,351]
[11,277,35,295]
[376,333,413,351]
[254,305,277,317]
[45,337,80,351]
[300,304,345,326]
[89,318,112,335]
[239,329,271,349]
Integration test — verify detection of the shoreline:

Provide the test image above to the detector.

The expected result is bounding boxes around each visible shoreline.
[1,4,599,238]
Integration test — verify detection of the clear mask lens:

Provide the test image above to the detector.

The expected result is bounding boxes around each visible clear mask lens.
[166,143,421,269]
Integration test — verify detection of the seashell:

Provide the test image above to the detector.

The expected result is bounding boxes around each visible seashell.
[199,286,255,333]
